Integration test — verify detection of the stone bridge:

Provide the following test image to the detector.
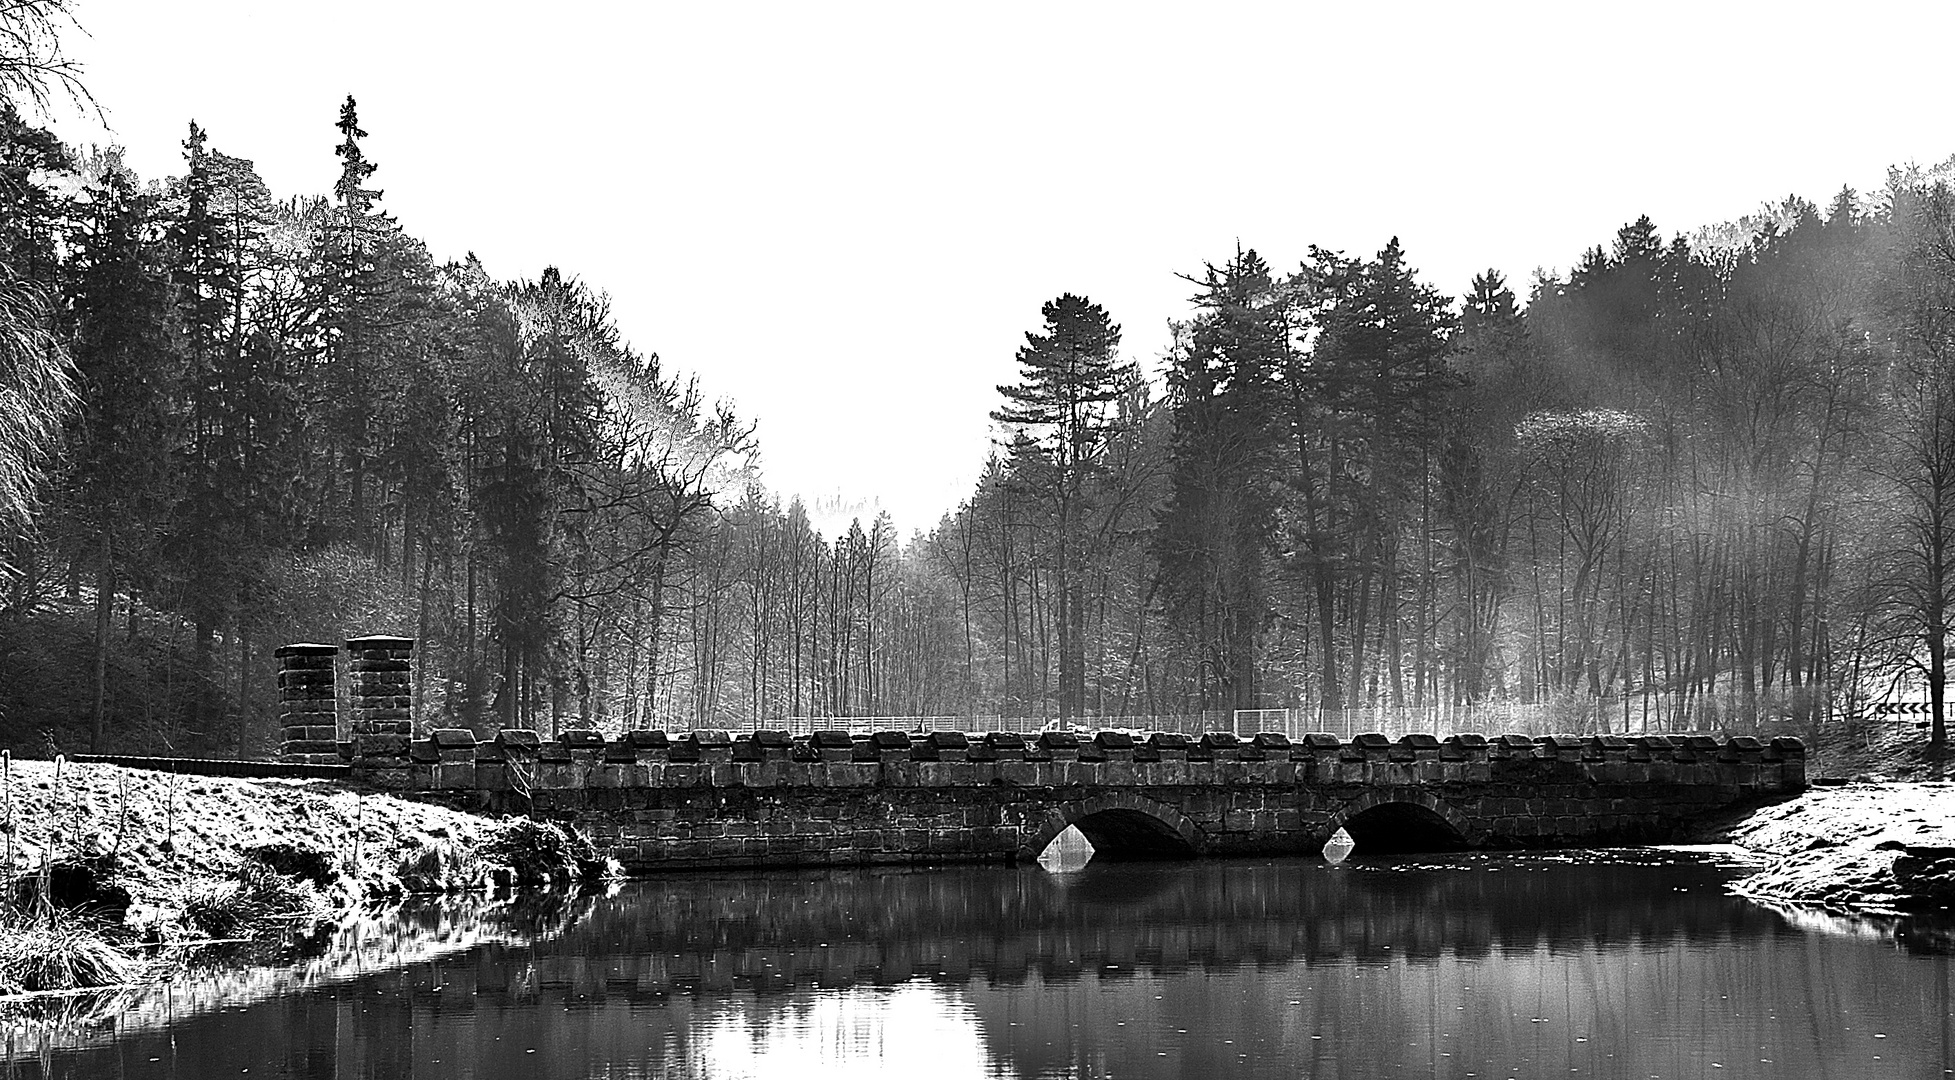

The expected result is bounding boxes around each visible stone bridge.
[353,726,1804,871]
[283,638,1803,870]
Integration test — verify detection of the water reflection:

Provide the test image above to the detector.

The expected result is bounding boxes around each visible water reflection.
[10,851,1955,1079]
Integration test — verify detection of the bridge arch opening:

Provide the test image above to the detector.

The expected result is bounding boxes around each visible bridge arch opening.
[1335,800,1472,856]
[1025,796,1205,865]
[1068,808,1199,861]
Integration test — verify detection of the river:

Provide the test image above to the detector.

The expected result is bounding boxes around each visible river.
[8,843,1953,1078]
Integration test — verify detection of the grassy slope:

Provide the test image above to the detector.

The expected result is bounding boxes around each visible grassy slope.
[1,759,498,909]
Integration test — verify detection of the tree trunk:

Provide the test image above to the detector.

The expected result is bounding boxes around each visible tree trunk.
[644,550,669,727]
[90,532,114,751]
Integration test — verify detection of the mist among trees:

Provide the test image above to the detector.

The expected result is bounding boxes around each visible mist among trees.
[7,77,1955,753]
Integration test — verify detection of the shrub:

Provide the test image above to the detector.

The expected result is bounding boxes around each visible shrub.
[476,818,610,887]
[0,911,143,993]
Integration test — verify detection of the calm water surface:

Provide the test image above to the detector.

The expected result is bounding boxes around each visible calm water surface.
[8,847,1954,1079]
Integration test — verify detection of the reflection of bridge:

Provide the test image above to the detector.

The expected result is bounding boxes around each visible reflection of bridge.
[36,862,1953,1080]
[440,856,1795,992]
[364,728,1804,870]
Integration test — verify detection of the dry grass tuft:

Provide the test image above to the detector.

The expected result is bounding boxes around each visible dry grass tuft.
[177,862,331,941]
[0,911,144,994]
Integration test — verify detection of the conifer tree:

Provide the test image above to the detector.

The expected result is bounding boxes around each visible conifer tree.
[991,294,1132,718]
[312,94,402,553]
[63,155,181,747]
[1155,249,1288,711]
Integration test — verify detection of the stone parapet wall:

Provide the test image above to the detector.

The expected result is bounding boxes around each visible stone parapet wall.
[287,636,1805,870]
[349,727,1805,871]
[369,727,1804,791]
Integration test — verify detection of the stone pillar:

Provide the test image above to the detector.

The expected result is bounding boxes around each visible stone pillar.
[276,643,340,764]
[346,635,414,786]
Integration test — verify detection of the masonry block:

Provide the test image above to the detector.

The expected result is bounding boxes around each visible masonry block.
[1489,734,1535,759]
[750,728,790,750]
[354,733,410,758]
[1300,733,1342,755]
[915,731,969,761]
[1399,733,1441,756]
[1200,731,1241,754]
[1039,731,1081,756]
[1148,733,1190,757]
[985,732,1028,759]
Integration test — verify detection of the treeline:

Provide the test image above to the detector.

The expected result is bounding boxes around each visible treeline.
[6,90,1955,752]
[935,188,1955,746]
[0,98,778,753]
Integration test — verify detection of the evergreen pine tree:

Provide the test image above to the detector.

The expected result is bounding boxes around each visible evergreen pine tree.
[990,294,1132,718]
[1155,249,1288,711]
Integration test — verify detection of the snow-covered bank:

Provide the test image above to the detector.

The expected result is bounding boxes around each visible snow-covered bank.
[0,757,506,908]
[1725,781,1955,913]
[0,758,605,996]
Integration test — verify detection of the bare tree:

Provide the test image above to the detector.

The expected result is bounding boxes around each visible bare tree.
[0,0,92,117]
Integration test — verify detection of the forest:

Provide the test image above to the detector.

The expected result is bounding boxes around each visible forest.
[6,62,1955,755]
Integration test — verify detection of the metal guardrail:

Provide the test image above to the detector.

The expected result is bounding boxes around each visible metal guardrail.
[66,753,352,780]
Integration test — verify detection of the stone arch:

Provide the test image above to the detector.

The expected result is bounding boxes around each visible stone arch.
[1328,787,1485,855]
[1019,792,1207,863]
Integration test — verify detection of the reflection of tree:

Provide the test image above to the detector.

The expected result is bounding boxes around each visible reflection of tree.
[26,859,1955,1079]
[0,888,605,1052]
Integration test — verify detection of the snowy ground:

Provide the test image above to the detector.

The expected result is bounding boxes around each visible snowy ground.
[0,758,499,908]
[1724,781,1955,912]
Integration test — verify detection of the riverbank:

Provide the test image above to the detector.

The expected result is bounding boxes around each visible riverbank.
[1720,781,1955,913]
[0,758,601,994]
[0,758,518,907]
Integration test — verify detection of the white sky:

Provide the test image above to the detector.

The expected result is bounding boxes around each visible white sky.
[45,1,1955,537]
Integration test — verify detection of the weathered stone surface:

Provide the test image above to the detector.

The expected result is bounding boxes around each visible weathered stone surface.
[351,728,1806,874]
[350,720,412,736]
[1148,733,1190,754]
[430,727,475,749]
[345,634,414,651]
[354,733,410,757]
[279,725,339,743]
[1038,730,1080,753]
[277,667,337,685]
[498,728,542,750]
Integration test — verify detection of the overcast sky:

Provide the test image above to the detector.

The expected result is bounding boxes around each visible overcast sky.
[46,1,1955,537]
